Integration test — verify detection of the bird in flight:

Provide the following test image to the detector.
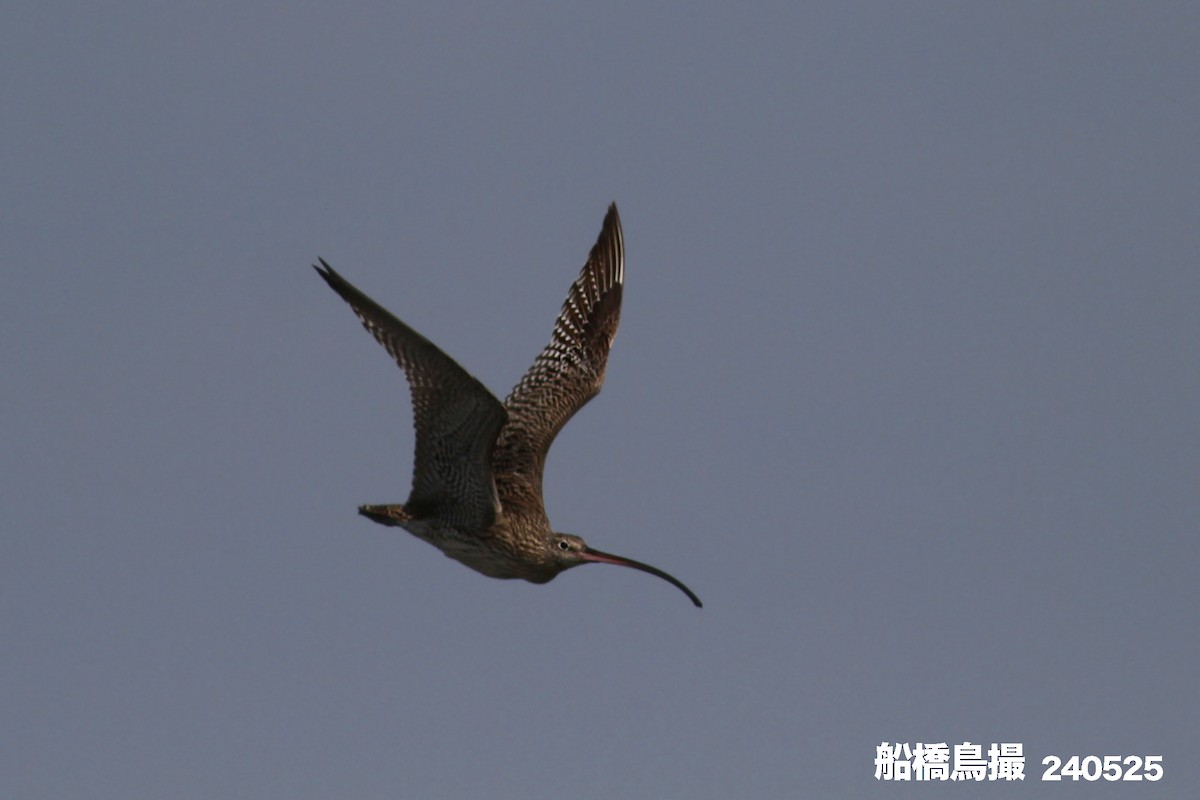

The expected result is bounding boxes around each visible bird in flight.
[314,204,701,606]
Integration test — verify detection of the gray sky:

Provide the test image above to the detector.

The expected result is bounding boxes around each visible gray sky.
[4,2,1197,797]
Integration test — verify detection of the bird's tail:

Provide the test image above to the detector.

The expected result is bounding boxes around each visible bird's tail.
[358,504,412,527]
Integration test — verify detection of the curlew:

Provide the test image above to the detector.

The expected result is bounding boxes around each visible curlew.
[314,204,701,607]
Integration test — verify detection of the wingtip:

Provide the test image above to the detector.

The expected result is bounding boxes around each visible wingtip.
[605,202,620,227]
[595,203,624,288]
[313,258,344,293]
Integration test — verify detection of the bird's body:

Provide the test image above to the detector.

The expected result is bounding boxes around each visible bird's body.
[315,204,701,606]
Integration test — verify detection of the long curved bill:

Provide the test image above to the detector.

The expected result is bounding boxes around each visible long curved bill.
[582,547,703,607]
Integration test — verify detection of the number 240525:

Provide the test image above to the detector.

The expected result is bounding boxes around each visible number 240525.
[1042,755,1162,781]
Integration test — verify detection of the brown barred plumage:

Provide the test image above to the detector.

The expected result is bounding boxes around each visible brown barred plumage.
[314,204,701,607]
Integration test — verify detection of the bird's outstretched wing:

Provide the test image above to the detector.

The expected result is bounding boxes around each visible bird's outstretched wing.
[493,204,624,503]
[314,261,508,530]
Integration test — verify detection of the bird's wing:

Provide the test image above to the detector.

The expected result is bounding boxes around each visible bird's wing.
[315,261,508,530]
[493,204,624,501]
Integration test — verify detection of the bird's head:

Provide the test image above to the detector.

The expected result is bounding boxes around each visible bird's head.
[548,532,702,607]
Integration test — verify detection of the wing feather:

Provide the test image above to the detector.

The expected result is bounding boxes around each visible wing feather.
[314,261,507,529]
[493,204,624,507]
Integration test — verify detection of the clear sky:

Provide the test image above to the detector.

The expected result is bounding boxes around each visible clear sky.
[4,3,1197,797]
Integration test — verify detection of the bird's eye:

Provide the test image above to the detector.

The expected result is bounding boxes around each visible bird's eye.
[557,540,570,551]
